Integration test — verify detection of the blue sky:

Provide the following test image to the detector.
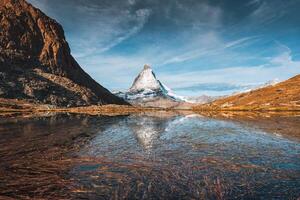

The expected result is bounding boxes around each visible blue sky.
[28,0,300,96]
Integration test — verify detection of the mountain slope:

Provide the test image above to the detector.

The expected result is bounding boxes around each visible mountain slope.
[194,74,300,111]
[115,65,183,105]
[0,0,127,107]
[129,65,163,93]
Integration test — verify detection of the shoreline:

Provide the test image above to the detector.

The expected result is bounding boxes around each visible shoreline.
[1,98,300,117]
[1,104,300,118]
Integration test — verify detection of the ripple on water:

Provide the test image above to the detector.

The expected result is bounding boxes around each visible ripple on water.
[0,113,299,199]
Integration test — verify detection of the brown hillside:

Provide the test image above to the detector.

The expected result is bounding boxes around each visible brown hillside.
[0,0,128,107]
[194,74,300,111]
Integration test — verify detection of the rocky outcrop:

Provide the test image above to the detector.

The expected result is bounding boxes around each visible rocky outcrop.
[0,0,128,106]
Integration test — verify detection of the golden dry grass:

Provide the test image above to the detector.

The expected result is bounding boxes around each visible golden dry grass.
[0,98,168,117]
[194,74,300,111]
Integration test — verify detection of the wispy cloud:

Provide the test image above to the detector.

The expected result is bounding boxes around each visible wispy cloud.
[249,0,288,26]
[159,46,300,96]
[28,0,151,58]
[267,42,295,67]
[246,0,261,6]
[71,7,151,58]
[175,82,258,92]
[162,35,257,65]
[172,1,223,28]
[97,9,151,54]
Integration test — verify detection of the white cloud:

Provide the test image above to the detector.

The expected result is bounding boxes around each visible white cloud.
[79,54,154,90]
[247,0,261,6]
[173,1,223,28]
[28,0,151,58]
[71,7,151,58]
[96,9,151,54]
[159,47,300,96]
[128,0,136,5]
[249,1,287,26]
[162,34,257,65]
[267,43,295,67]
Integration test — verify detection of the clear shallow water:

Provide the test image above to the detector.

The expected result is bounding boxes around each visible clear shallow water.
[0,113,299,199]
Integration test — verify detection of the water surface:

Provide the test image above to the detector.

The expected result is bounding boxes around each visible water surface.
[0,112,299,199]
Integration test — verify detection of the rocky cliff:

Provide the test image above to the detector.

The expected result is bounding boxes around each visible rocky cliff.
[0,0,127,107]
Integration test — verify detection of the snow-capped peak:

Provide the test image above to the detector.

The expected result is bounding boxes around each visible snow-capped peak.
[115,64,219,104]
[122,64,184,102]
[129,65,161,93]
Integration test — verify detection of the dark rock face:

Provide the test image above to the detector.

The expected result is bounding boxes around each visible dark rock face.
[0,0,128,106]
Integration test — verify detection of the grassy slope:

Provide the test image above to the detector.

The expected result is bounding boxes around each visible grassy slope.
[194,74,300,111]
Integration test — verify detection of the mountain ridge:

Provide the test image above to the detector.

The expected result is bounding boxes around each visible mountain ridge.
[194,74,300,111]
[0,0,128,107]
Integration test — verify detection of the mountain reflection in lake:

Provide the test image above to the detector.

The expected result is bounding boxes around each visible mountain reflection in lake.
[0,113,299,199]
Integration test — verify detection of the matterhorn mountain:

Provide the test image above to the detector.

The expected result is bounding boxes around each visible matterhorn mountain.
[129,65,165,93]
[116,65,182,101]
[114,65,191,108]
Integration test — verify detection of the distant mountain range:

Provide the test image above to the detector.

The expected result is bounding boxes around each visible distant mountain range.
[0,0,127,107]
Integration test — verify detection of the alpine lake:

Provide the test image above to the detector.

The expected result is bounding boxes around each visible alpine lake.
[0,111,299,199]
